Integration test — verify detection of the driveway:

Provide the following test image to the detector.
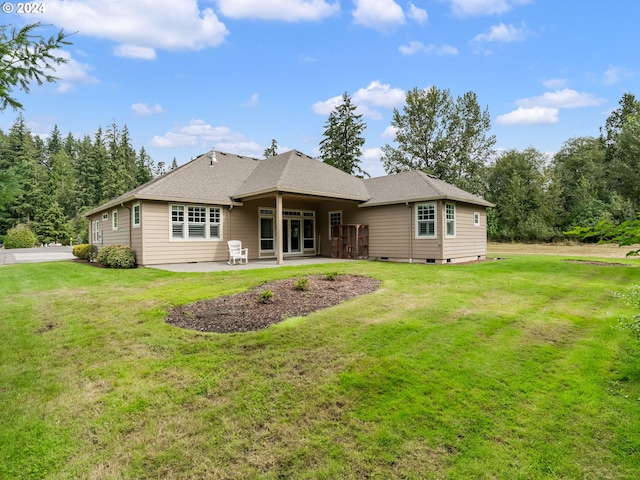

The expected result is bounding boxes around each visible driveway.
[0,246,75,266]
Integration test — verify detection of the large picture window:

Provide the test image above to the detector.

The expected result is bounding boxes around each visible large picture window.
[171,205,222,241]
[416,203,436,238]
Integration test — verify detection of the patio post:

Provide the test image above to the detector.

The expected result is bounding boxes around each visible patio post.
[276,192,283,265]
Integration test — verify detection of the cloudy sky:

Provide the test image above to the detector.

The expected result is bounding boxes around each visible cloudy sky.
[3,0,637,176]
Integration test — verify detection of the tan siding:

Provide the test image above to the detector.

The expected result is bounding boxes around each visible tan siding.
[141,201,229,265]
[441,203,488,263]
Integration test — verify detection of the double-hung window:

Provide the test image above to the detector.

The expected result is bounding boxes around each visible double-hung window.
[171,205,222,240]
[446,203,456,237]
[416,203,436,238]
[329,211,342,238]
[132,203,141,228]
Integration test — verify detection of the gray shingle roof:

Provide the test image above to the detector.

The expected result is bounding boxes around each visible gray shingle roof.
[362,170,494,207]
[231,150,370,201]
[86,149,492,217]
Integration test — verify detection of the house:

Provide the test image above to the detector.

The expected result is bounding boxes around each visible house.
[85,149,494,266]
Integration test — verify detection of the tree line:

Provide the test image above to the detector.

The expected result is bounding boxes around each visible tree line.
[317,88,640,242]
[0,115,176,244]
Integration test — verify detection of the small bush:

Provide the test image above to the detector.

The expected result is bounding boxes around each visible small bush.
[615,285,640,339]
[324,271,339,281]
[72,244,99,262]
[257,289,274,304]
[3,224,36,249]
[294,277,310,291]
[97,245,136,268]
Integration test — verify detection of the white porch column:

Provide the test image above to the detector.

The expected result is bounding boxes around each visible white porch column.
[276,192,283,265]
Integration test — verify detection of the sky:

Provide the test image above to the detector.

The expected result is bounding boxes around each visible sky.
[2,0,639,177]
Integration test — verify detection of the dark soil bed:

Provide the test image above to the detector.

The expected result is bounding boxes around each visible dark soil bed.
[166,274,381,333]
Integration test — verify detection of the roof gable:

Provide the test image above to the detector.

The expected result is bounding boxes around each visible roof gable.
[232,150,370,201]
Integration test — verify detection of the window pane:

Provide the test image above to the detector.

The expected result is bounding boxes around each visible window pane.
[189,223,206,238]
[210,224,220,239]
[172,223,184,238]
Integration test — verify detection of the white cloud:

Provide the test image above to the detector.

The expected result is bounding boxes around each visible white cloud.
[352,0,405,32]
[114,44,157,60]
[353,81,405,109]
[473,22,528,43]
[41,0,229,59]
[151,119,255,151]
[496,106,559,126]
[399,41,458,56]
[131,103,165,116]
[447,0,531,17]
[51,50,98,92]
[541,78,567,89]
[603,65,633,86]
[408,3,428,25]
[516,89,605,109]
[244,93,259,107]
[215,0,339,21]
[381,126,397,138]
[312,81,405,119]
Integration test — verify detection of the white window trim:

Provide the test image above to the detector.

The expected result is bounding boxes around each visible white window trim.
[329,210,342,239]
[112,209,118,231]
[415,203,437,239]
[102,212,108,221]
[132,203,141,228]
[474,211,480,227]
[169,204,222,242]
[446,203,456,238]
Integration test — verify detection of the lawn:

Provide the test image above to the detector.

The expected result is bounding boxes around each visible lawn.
[2,253,640,479]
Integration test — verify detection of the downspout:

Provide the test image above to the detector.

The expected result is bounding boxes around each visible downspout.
[407,202,413,263]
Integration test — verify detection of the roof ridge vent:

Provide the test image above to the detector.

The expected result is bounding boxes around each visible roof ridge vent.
[210,150,217,165]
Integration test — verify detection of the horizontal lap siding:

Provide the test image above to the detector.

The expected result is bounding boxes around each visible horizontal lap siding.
[354,204,416,261]
[141,201,229,265]
[442,203,487,262]
[229,200,260,260]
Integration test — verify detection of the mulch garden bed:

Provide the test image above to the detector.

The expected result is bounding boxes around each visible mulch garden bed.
[166,274,380,333]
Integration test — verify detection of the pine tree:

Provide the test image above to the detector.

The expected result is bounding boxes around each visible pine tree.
[319,92,368,177]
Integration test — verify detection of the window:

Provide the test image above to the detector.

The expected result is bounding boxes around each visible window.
[170,204,222,241]
[92,220,101,243]
[209,208,221,239]
[416,203,436,237]
[329,210,342,238]
[260,216,274,250]
[112,209,118,230]
[304,217,315,249]
[133,203,140,227]
[446,204,455,237]
[474,211,480,226]
[102,213,108,221]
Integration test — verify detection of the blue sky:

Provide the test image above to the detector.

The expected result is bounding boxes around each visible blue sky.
[2,0,638,177]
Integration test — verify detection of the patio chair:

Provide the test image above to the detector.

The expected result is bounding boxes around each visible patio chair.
[227,240,248,265]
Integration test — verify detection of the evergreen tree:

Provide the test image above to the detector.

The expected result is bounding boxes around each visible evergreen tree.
[264,139,279,158]
[136,146,154,184]
[319,92,368,177]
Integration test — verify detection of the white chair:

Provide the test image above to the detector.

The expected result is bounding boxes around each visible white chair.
[227,240,248,265]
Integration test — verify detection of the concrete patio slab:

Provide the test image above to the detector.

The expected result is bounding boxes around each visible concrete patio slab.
[146,256,354,273]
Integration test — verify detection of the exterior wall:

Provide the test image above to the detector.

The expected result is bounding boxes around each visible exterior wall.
[88,208,130,247]
[140,201,229,265]
[441,203,488,263]
[352,201,488,264]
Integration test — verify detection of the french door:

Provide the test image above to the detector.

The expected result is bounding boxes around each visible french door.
[282,218,301,253]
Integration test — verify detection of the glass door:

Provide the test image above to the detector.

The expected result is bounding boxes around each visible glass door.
[282,218,301,253]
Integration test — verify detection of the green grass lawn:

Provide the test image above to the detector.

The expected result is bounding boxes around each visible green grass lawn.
[2,255,640,479]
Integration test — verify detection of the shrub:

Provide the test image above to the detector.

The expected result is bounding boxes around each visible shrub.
[615,285,640,339]
[294,277,310,291]
[72,244,99,262]
[257,289,274,304]
[97,245,136,268]
[3,224,36,249]
[324,271,339,281]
